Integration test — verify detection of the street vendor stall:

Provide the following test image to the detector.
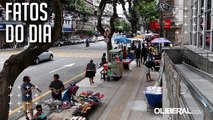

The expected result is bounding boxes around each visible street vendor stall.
[109,49,132,70]
[100,49,124,81]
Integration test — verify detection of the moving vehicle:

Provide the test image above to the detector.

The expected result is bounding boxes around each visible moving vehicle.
[24,45,54,64]
[34,50,54,64]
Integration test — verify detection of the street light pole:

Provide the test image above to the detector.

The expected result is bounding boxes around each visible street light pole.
[159,0,164,37]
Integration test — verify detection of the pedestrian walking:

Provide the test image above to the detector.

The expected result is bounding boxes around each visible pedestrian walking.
[135,48,141,67]
[144,61,156,82]
[21,76,42,120]
[141,44,148,64]
[85,59,96,85]
[49,74,65,101]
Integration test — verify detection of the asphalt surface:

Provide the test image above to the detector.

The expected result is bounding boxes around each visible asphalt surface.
[0,41,107,118]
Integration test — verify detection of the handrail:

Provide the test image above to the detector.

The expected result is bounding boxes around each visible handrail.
[165,54,213,119]
[183,49,213,77]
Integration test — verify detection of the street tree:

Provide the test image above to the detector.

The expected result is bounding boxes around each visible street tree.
[96,0,119,60]
[136,0,158,33]
[119,0,157,35]
[0,0,63,119]
[119,0,139,36]
[114,18,131,33]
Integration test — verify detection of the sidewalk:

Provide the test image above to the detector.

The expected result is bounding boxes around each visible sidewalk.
[18,61,162,120]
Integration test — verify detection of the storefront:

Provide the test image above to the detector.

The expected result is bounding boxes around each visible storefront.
[62,27,75,39]
[190,0,213,51]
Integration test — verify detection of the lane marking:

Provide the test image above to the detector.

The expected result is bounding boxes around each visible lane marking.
[52,58,66,63]
[9,72,85,116]
[49,63,75,73]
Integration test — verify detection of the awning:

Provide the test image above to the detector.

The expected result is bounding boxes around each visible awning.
[62,27,75,33]
[0,23,6,31]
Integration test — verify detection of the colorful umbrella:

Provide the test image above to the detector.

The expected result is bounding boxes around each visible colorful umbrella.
[134,35,145,38]
[151,38,171,43]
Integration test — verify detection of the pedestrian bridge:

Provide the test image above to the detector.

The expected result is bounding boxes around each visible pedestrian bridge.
[163,46,213,120]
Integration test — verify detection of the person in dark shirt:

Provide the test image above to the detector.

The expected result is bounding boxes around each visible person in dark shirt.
[49,74,64,100]
[141,44,148,64]
[135,48,141,67]
[21,76,41,120]
[85,59,96,85]
[144,61,156,82]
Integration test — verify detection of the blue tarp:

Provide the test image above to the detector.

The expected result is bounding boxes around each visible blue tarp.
[113,36,131,43]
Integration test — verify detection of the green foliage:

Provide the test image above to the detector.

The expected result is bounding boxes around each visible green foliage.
[65,0,95,14]
[136,0,158,21]
[114,19,131,33]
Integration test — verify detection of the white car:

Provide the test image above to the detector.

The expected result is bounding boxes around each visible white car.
[23,45,54,64]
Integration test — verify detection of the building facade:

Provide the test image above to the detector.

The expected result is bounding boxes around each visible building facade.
[162,0,184,45]
[190,0,213,52]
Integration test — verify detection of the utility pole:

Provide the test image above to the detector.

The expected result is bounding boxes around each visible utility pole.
[159,0,164,37]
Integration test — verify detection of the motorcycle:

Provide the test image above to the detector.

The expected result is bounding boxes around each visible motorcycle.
[86,42,89,47]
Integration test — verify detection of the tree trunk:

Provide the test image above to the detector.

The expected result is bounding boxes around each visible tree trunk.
[107,38,113,61]
[0,75,11,120]
[0,0,62,119]
[131,22,137,36]
[97,0,118,62]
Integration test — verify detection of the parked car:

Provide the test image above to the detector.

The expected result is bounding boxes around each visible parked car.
[23,45,54,64]
[54,40,64,47]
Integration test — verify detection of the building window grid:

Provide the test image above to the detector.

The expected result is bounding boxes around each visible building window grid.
[203,0,211,50]
[190,0,213,51]
[210,1,213,51]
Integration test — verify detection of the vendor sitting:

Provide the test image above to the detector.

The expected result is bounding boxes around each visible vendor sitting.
[33,105,47,120]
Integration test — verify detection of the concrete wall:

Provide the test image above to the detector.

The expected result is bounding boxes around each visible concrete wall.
[162,47,184,64]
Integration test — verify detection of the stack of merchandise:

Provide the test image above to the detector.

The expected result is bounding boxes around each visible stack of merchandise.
[144,86,162,107]
[72,91,104,116]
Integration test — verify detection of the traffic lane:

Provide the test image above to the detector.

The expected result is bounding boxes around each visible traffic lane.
[9,57,100,110]
[52,41,107,51]
[0,56,9,68]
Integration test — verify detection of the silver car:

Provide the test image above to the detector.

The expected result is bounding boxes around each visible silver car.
[23,45,54,64]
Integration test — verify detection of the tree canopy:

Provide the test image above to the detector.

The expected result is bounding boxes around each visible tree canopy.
[114,18,131,33]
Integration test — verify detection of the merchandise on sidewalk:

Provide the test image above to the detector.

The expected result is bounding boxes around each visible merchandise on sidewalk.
[65,116,86,120]
[72,91,104,116]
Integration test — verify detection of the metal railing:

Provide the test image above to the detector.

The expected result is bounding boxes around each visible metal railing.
[182,49,213,75]
[164,53,213,120]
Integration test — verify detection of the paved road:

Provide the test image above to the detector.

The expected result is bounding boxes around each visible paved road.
[0,41,107,118]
